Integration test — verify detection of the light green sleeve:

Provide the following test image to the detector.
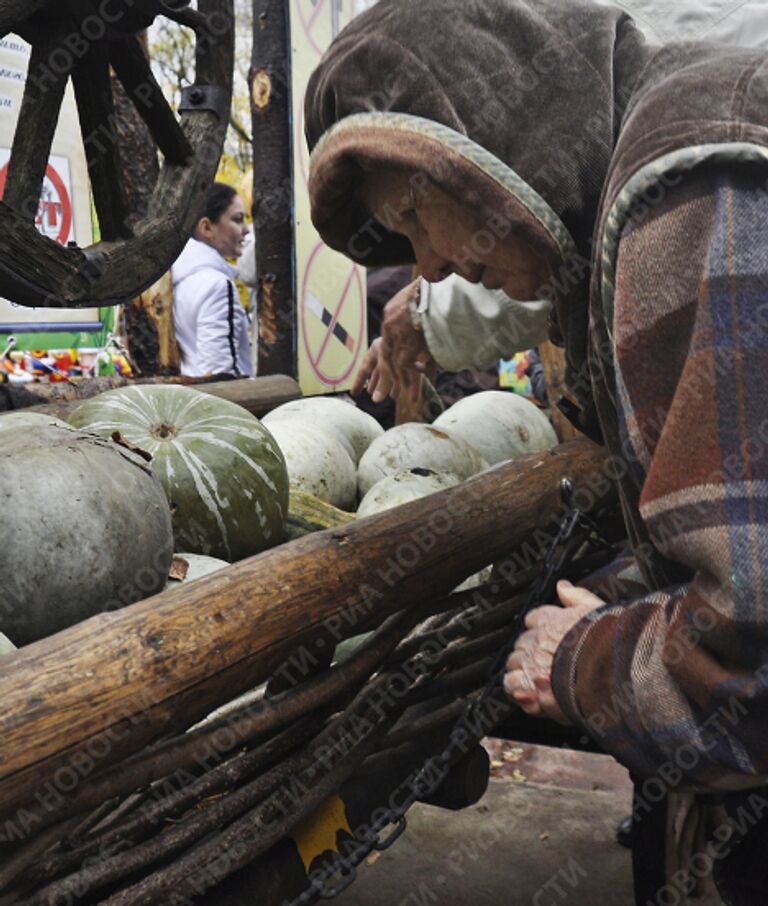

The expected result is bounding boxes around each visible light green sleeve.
[420,275,551,372]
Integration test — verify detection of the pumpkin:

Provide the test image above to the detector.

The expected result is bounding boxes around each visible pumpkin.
[357,468,461,519]
[357,423,488,498]
[0,633,16,656]
[69,385,289,562]
[357,468,490,592]
[265,420,357,510]
[262,397,383,464]
[0,423,174,645]
[0,411,70,432]
[434,391,557,465]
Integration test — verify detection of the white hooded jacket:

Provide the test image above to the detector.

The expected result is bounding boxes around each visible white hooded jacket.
[171,238,254,378]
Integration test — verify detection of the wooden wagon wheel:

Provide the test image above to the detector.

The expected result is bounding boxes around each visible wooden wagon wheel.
[0,0,234,308]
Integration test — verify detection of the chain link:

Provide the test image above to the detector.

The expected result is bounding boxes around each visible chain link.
[286,479,613,906]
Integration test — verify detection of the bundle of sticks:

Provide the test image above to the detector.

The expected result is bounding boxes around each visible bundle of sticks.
[0,439,620,906]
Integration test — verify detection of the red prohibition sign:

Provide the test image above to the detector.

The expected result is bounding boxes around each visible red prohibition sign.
[297,87,310,190]
[301,241,365,387]
[0,161,72,245]
[293,0,331,57]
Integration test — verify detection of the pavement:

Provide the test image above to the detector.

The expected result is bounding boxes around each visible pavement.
[335,740,635,906]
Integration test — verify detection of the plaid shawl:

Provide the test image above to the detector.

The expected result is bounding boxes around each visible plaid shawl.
[552,166,768,788]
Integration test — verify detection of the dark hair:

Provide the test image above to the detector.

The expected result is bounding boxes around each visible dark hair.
[199,181,237,224]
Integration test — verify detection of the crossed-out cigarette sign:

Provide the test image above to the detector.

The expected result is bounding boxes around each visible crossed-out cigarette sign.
[300,241,365,388]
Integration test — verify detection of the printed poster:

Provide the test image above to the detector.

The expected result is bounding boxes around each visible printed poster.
[291,0,368,395]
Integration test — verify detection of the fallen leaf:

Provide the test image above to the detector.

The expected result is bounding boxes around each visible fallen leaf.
[503,748,524,763]
[169,556,190,581]
[539,832,550,841]
[511,770,527,783]
[366,852,381,867]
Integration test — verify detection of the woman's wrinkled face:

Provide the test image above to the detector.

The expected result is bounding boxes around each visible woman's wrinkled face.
[198,194,250,260]
[358,169,549,299]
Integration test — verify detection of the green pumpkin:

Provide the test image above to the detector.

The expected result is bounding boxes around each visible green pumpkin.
[70,386,289,561]
[0,423,174,645]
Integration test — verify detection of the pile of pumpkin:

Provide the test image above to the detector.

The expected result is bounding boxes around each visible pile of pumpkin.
[0,385,556,650]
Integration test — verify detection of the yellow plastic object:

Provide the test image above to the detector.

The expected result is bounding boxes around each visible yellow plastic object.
[291,795,352,873]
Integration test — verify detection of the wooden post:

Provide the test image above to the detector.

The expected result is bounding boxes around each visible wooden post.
[249,0,296,378]
[539,342,581,442]
[123,273,181,377]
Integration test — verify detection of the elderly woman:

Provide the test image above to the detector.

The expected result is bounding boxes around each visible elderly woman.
[305,0,768,901]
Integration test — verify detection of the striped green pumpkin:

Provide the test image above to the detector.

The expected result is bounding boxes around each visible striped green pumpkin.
[70,386,289,562]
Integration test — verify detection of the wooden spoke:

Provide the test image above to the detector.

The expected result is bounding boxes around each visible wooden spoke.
[158,5,210,33]
[110,35,193,165]
[195,0,234,86]
[71,42,134,241]
[0,0,48,39]
[2,35,71,220]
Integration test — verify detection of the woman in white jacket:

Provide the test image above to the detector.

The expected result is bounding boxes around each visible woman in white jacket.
[172,183,253,378]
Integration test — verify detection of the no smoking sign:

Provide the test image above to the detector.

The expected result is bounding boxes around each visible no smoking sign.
[0,152,73,245]
[300,241,365,389]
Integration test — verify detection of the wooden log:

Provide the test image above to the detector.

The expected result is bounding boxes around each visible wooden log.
[0,375,301,420]
[0,439,612,825]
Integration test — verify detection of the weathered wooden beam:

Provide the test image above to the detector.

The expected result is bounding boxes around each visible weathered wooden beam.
[0,375,301,420]
[249,0,295,377]
[0,439,612,823]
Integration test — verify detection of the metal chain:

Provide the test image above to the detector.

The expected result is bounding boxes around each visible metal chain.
[287,479,614,905]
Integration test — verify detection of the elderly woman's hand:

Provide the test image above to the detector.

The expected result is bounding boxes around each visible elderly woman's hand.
[352,280,432,402]
[352,337,401,401]
[503,580,606,724]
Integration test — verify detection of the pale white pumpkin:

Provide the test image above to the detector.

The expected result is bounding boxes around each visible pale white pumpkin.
[357,468,490,592]
[263,397,383,464]
[0,423,174,645]
[69,385,289,562]
[357,423,488,498]
[434,391,557,465]
[357,468,461,519]
[266,421,357,510]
